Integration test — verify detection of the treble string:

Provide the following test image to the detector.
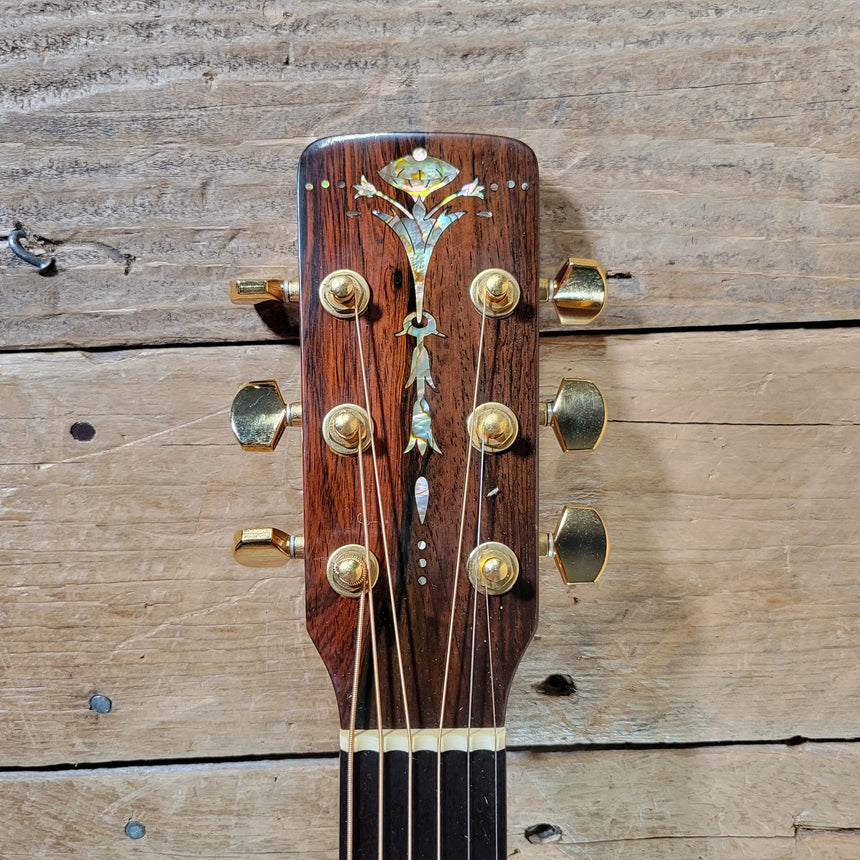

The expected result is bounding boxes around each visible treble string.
[484,558,500,860]
[466,432,487,857]
[437,292,490,860]
[353,303,415,860]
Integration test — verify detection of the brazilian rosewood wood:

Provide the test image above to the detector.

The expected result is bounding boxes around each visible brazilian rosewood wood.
[298,133,539,732]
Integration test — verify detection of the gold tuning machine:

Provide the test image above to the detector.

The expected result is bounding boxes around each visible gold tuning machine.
[540,506,608,584]
[539,258,606,325]
[540,379,606,452]
[233,528,304,567]
[229,278,300,305]
[231,380,301,452]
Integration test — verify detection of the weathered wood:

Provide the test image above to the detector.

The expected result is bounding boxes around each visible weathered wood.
[0,0,856,348]
[0,744,856,858]
[1,329,856,767]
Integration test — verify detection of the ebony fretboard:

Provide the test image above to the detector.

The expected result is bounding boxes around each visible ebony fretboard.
[339,746,506,859]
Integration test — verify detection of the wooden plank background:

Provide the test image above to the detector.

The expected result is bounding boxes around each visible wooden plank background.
[0,0,857,857]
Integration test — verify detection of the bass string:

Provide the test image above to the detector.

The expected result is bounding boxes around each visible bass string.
[355,436,385,858]
[352,302,415,859]
[436,292,490,860]
[345,588,367,860]
[473,423,501,859]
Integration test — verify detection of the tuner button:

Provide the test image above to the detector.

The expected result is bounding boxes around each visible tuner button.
[231,380,301,452]
[540,379,606,452]
[539,258,606,325]
[540,506,608,584]
[229,278,300,305]
[233,528,304,567]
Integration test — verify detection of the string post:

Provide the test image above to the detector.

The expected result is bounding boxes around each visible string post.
[319,269,371,318]
[467,402,519,453]
[322,404,373,456]
[469,267,520,318]
[466,541,520,596]
[326,544,380,597]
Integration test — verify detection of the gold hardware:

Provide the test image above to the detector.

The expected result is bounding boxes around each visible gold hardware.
[319,269,371,319]
[539,258,606,325]
[469,268,521,318]
[540,379,606,452]
[466,541,520,596]
[540,506,608,584]
[231,380,301,452]
[467,402,519,453]
[322,404,373,456]
[326,544,380,598]
[229,278,299,305]
[233,527,304,567]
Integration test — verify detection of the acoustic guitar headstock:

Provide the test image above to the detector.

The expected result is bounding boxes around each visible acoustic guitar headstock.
[228,132,607,734]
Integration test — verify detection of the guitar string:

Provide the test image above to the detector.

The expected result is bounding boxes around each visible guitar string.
[466,433,487,858]
[473,431,501,860]
[471,442,502,860]
[485,577,500,860]
[436,292,490,860]
[353,303,415,859]
[355,437,385,859]
[345,589,367,860]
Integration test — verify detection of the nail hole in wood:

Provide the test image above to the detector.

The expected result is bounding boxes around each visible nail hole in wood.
[89,694,112,714]
[70,422,96,441]
[525,822,562,844]
[536,673,576,696]
[125,821,146,840]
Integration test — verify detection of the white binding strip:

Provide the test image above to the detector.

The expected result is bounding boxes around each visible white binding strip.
[340,727,506,754]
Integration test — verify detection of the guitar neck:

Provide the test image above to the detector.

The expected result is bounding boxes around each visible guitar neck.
[340,731,507,859]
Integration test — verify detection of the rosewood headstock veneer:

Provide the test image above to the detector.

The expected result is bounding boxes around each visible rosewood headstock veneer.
[228,133,608,860]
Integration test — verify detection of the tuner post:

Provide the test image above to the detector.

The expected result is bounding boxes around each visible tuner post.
[469,268,521,318]
[326,545,380,598]
[229,278,300,305]
[231,380,302,452]
[467,542,520,595]
[540,506,608,584]
[322,404,373,456]
[467,402,519,453]
[319,269,371,319]
[540,258,606,325]
[540,379,606,452]
[233,527,304,567]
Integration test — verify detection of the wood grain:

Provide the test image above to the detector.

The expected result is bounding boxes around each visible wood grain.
[298,133,539,730]
[0,328,856,768]
[0,743,856,858]
[1,3,857,853]
[0,0,856,348]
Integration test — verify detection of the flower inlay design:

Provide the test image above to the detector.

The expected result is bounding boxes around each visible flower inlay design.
[353,147,484,460]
